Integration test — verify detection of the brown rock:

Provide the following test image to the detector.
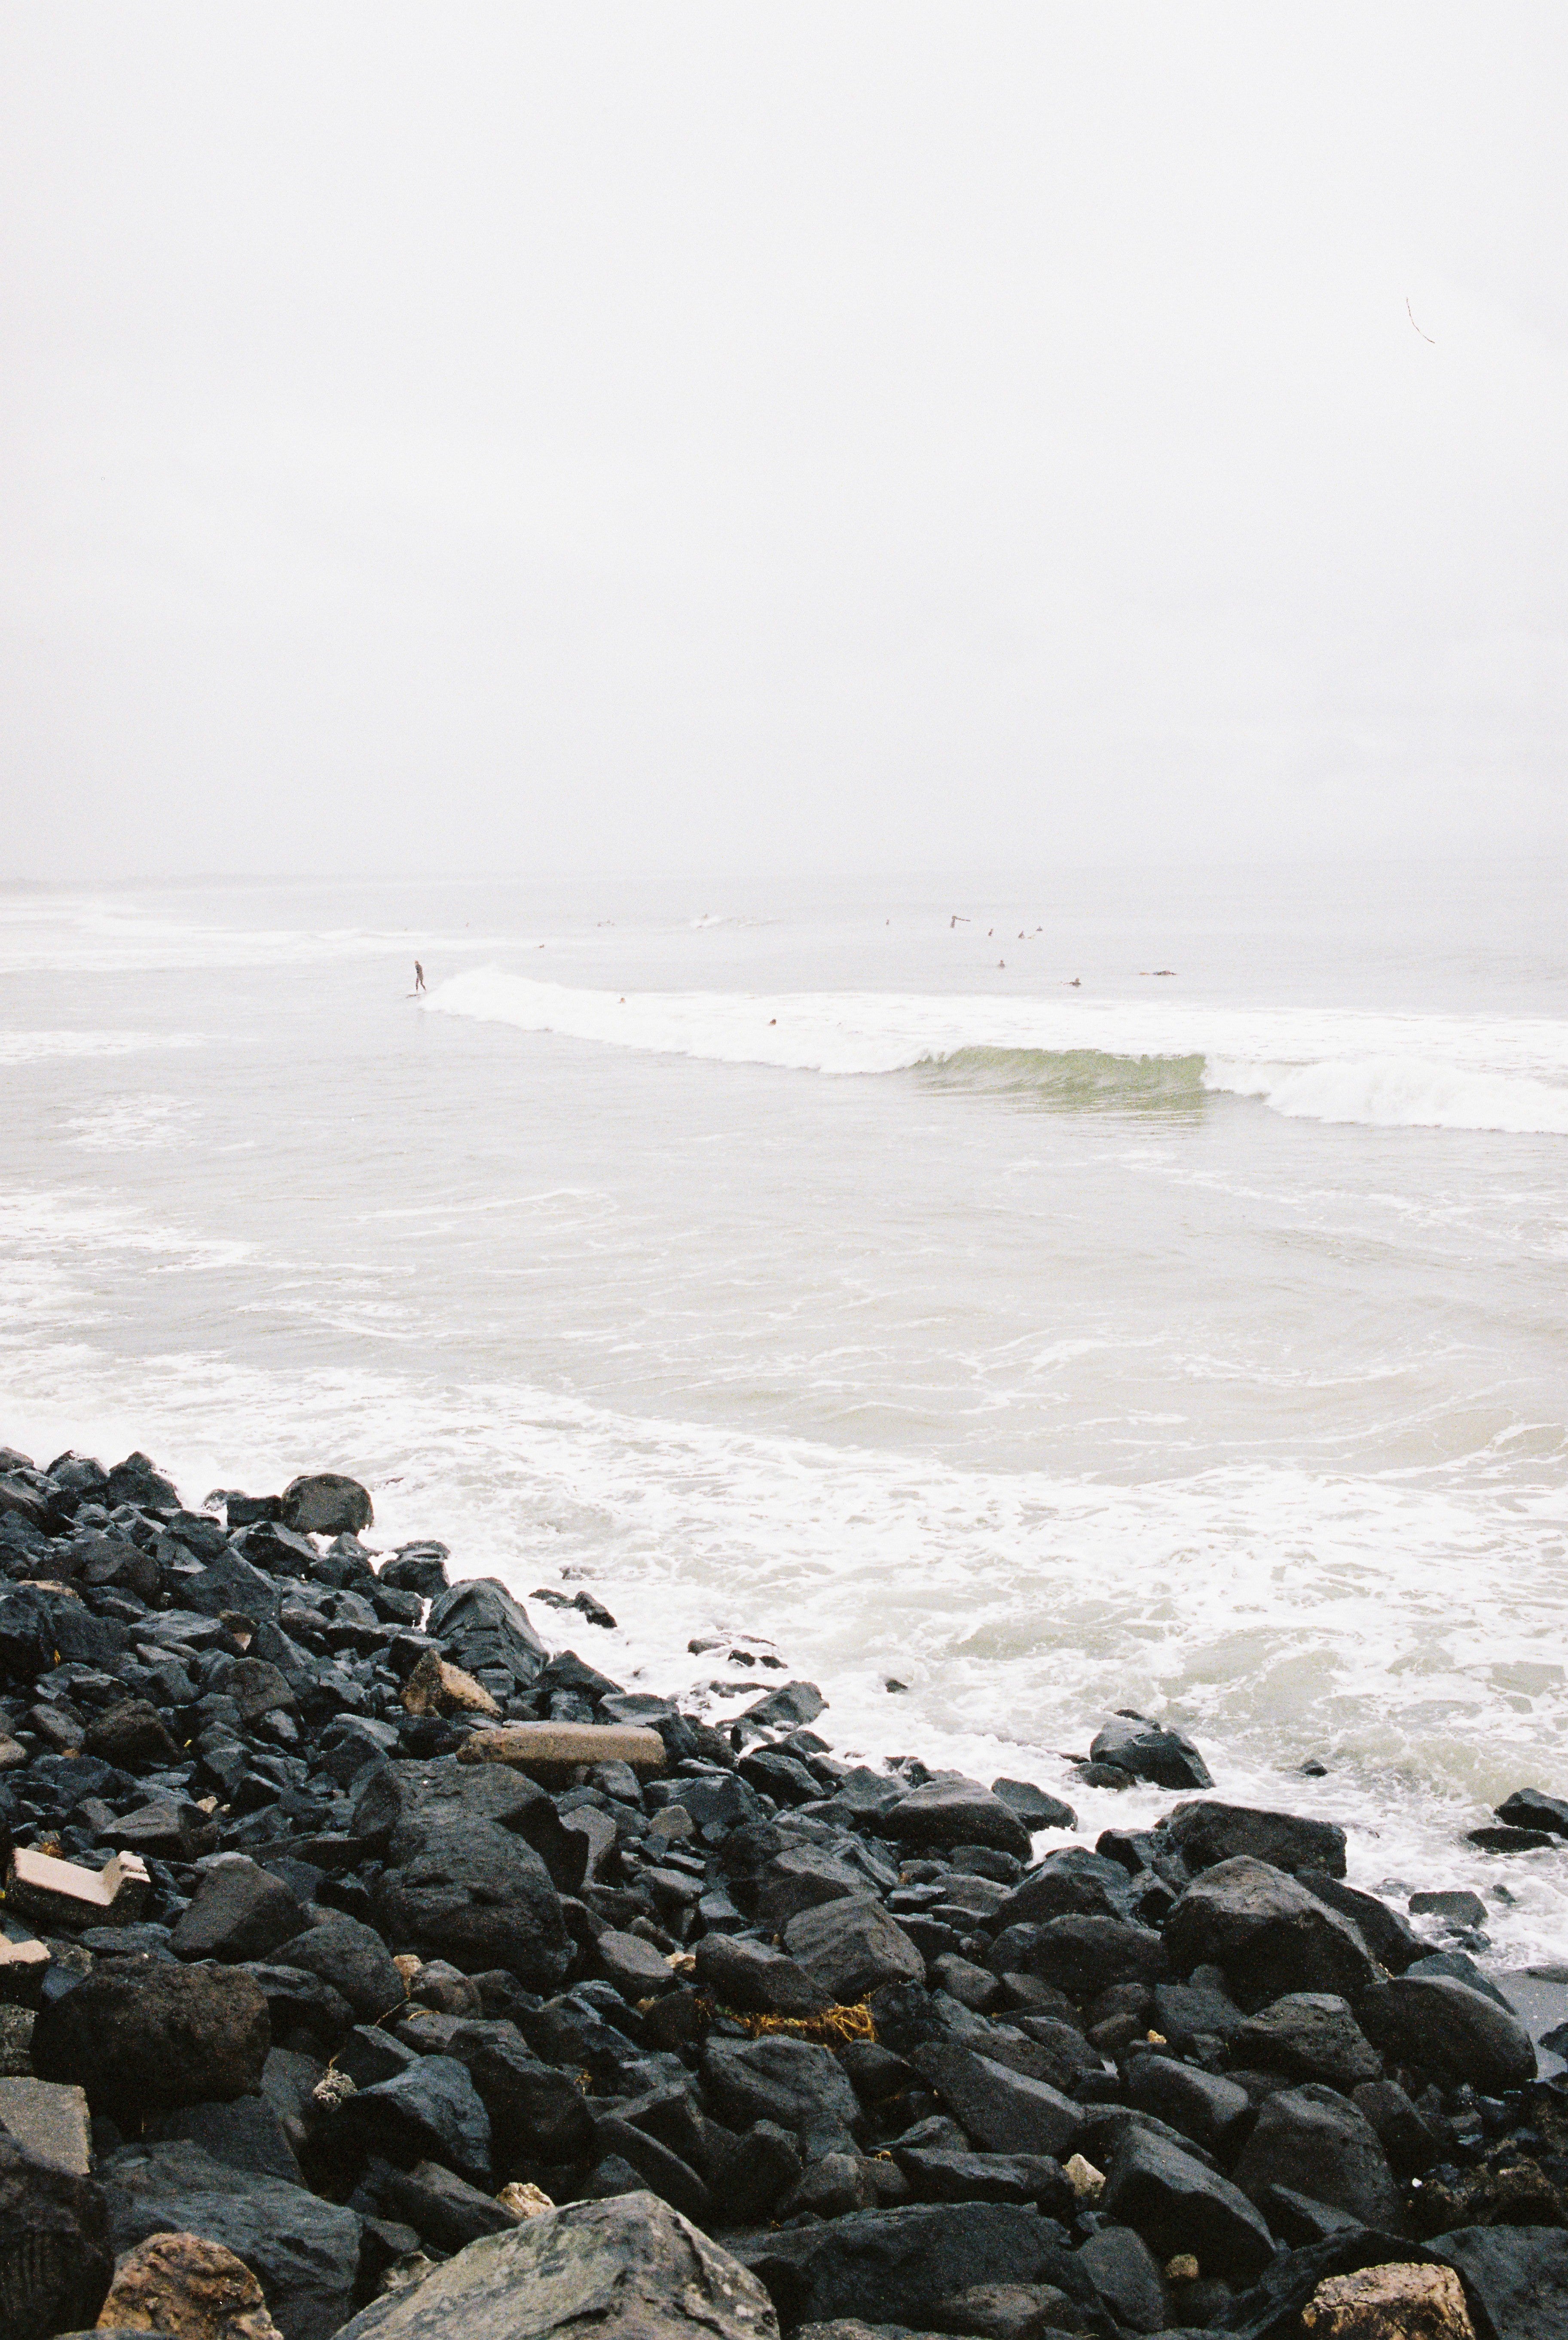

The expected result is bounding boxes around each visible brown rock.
[97,2232,283,2340]
[6,1846,150,1932]
[455,1723,666,1777]
[84,1700,182,1769]
[1299,2261,1475,2338]
[400,1651,500,1719]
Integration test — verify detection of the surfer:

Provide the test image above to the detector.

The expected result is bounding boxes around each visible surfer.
[413,962,426,993]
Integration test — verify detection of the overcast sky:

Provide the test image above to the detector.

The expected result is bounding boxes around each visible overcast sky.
[2,4,1564,880]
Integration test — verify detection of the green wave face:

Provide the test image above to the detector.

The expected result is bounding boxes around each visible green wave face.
[911,1044,1210,1117]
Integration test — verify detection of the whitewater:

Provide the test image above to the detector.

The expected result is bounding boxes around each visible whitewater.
[2,864,1565,1969]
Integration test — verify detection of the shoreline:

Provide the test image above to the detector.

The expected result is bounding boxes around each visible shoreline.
[0,1441,1566,2339]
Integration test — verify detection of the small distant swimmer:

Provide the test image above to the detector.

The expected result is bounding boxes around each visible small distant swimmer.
[414,961,426,993]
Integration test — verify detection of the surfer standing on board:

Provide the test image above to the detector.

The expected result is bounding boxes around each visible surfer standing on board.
[414,961,426,992]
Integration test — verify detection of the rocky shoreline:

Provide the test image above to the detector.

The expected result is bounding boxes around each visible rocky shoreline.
[0,1444,1565,2340]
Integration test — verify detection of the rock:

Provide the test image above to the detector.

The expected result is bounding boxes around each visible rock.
[891,2147,1072,2213]
[906,2043,1081,2160]
[1299,2259,1475,2337]
[241,1965,354,2047]
[32,1957,270,2121]
[990,1781,1077,1832]
[0,1935,48,2007]
[83,1697,182,1769]
[425,1581,547,1690]
[283,1914,407,2020]
[693,1936,831,2018]
[1350,2080,1444,2178]
[1409,1889,1487,1927]
[596,1932,679,2000]
[1088,1718,1212,1790]
[1467,1825,1556,1852]
[1149,1977,1244,2048]
[1234,1993,1383,2088]
[1158,1799,1347,1878]
[340,2055,492,2187]
[590,2117,712,2226]
[756,1849,871,1933]
[700,2036,862,2162]
[97,2231,284,2340]
[995,1913,1166,1997]
[374,1818,571,1989]
[1494,1787,1568,1838]
[737,1681,825,1733]
[1356,1975,1536,2093]
[994,1852,1135,1927]
[172,1859,306,1965]
[1124,2055,1250,2154]
[1427,2225,1568,2340]
[729,2203,1076,2331]
[98,2141,361,2340]
[151,2095,304,2185]
[1234,2083,1403,2232]
[0,2075,91,2174]
[280,1475,373,1536]
[444,2020,596,2164]
[709,2121,804,2224]
[1403,1949,1513,2008]
[337,2194,776,2340]
[455,1723,665,1777]
[783,1899,924,2001]
[925,2279,1085,2340]
[1164,1856,1375,2008]
[400,1652,500,1719]
[373,2159,523,2251]
[1075,2224,1170,2334]
[102,1451,181,1509]
[1298,1873,1422,1975]
[1100,2128,1276,2282]
[876,1780,1033,1860]
[6,1845,150,1932]
[495,2181,554,2218]
[0,2131,113,2340]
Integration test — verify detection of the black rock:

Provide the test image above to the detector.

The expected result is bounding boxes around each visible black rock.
[1157,1799,1346,1879]
[171,1856,306,1964]
[893,2145,1073,2214]
[380,1546,450,1598]
[907,2041,1082,2159]
[147,2092,303,2183]
[990,1779,1077,1832]
[709,2119,804,2223]
[82,1698,182,1770]
[1100,2127,1276,2283]
[1494,1787,1568,1839]
[1296,1870,1422,1974]
[1163,1856,1375,2009]
[375,1816,571,1989]
[340,2052,492,2187]
[993,1850,1135,1928]
[283,1913,407,2020]
[1232,2081,1402,2233]
[783,1897,925,2001]
[241,1963,356,2045]
[694,1933,831,2018]
[0,2132,114,2340]
[1428,2223,1568,2340]
[1088,1717,1212,1791]
[1232,1992,1382,2089]
[875,1779,1033,1861]
[1124,2054,1251,2154]
[31,1955,270,2119]
[993,1912,1166,1999]
[1349,2078,1445,2177]
[445,2018,595,2164]
[1075,2223,1171,2335]
[1356,1973,1537,2093]
[280,1474,373,1537]
[371,2156,520,2251]
[729,2203,1076,2331]
[700,2034,862,2162]
[426,1580,547,1689]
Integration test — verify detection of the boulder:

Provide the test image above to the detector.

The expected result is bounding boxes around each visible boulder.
[875,1780,1033,1859]
[1163,1856,1375,2008]
[700,2036,862,2162]
[729,2203,1076,2331]
[990,1780,1077,1832]
[280,1475,373,1536]
[756,1849,876,1933]
[456,1723,665,1778]
[373,2158,523,2252]
[445,2020,594,2163]
[891,2147,1072,2213]
[1088,1718,1212,1791]
[31,1957,269,2120]
[374,1818,571,1988]
[1493,1787,1568,1839]
[994,1912,1166,1997]
[1428,2225,1568,2340]
[1075,2224,1171,2334]
[1158,1799,1347,1878]
[694,1935,831,2019]
[352,1755,587,1893]
[98,2141,361,2340]
[0,2077,91,2176]
[1356,1975,1536,2094]
[172,1859,307,1965]
[709,2122,805,2224]
[1350,2080,1445,2178]
[83,1697,183,1769]
[425,1580,547,1689]
[1234,2083,1403,2233]
[97,2231,284,2340]
[1124,2055,1250,2155]
[923,2279,1086,2340]
[1235,1992,1383,2088]
[1299,2259,1475,2337]
[906,2043,1081,2160]
[993,1851,1134,1927]
[340,2055,492,2187]
[330,2193,776,2340]
[0,2132,113,2340]
[783,1899,924,2001]
[596,1931,680,2000]
[150,2094,304,2185]
[1100,2128,1276,2282]
[1298,1872,1422,1974]
[282,1914,407,2020]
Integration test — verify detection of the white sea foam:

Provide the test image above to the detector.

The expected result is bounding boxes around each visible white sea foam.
[0,1030,205,1064]
[426,969,1568,1133]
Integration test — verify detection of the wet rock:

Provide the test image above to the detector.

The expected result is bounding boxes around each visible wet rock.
[1493,1787,1568,1839]
[783,1898,924,2000]
[172,1859,307,1964]
[1234,2083,1403,2233]
[591,2117,712,2225]
[1149,1976,1244,2049]
[700,2036,862,2162]
[1292,1876,1421,1976]
[1100,2127,1276,2282]
[877,1780,1033,1860]
[736,1681,825,1734]
[990,1780,1077,1832]
[281,1475,373,1537]
[730,2203,1077,2332]
[925,2279,1087,2339]
[1088,1718,1212,1791]
[1075,2224,1170,2334]
[241,1964,355,2046]
[906,2042,1081,2159]
[755,1849,870,1933]
[1349,2079,1445,2178]
[340,2055,492,2187]
[99,2141,361,2340]
[32,1955,269,2120]
[994,1851,1135,1928]
[694,1934,831,2018]
[425,1580,547,1691]
[284,1914,407,2020]
[371,2158,523,2251]
[0,2130,113,2340]
[1124,2054,1251,2154]
[333,2191,777,2340]
[1467,1825,1556,1853]
[374,1818,571,1989]
[1234,1992,1383,2088]
[1429,2226,1568,2339]
[97,2231,284,2340]
[995,1912,1166,1998]
[1164,1856,1375,2009]
[1158,1799,1347,1879]
[1356,1974,1536,2094]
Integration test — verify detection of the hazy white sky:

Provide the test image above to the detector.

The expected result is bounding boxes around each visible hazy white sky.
[2,4,1564,879]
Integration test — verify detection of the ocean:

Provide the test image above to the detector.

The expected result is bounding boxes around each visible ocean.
[2,862,1565,1963]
